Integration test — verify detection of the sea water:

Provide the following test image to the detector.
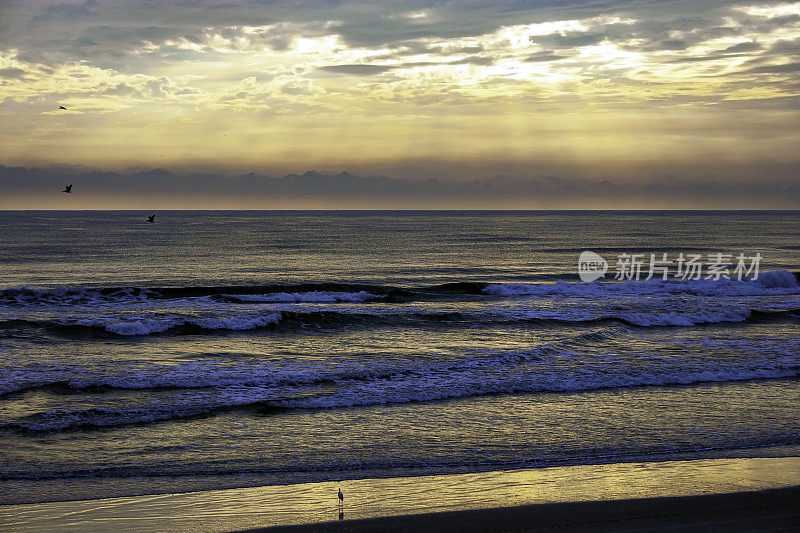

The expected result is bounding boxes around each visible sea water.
[1,210,798,504]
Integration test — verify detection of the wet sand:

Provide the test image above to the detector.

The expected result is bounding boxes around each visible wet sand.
[250,486,800,532]
[2,456,799,532]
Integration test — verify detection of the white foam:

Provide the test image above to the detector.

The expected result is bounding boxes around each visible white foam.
[757,270,798,288]
[502,307,754,326]
[0,286,148,307]
[615,308,752,326]
[192,313,282,330]
[104,319,180,336]
[3,336,799,428]
[275,365,799,410]
[484,272,800,298]
[73,312,282,335]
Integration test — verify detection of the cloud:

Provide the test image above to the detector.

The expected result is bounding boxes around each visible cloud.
[0,66,26,79]
[531,32,607,48]
[734,3,800,18]
[318,64,393,75]
[745,61,800,74]
[31,0,100,23]
[723,41,762,53]
[526,51,568,62]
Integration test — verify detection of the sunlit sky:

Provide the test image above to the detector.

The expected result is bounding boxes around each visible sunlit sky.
[0,0,798,208]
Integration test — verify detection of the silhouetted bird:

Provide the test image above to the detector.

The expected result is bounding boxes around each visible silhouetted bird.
[63,184,72,193]
[338,487,344,506]
[147,214,155,223]
[58,106,67,110]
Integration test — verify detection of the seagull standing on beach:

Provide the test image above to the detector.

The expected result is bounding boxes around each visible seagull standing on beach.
[338,487,344,507]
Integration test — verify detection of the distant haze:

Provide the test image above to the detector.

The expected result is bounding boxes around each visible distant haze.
[2,165,798,209]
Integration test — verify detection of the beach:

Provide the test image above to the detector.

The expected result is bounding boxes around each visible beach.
[254,487,800,532]
[3,456,799,532]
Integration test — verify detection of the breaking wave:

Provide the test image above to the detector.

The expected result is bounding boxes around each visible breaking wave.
[2,361,796,432]
[1,307,798,338]
[2,271,796,308]
[0,283,409,307]
[2,305,799,338]
[483,270,799,298]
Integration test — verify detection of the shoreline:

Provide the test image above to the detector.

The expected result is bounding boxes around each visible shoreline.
[4,441,800,507]
[245,486,800,532]
[2,456,799,532]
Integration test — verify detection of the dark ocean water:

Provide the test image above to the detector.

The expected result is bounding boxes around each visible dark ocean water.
[1,210,799,504]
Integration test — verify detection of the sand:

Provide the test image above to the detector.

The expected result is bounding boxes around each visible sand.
[2,456,799,532]
[250,487,800,532]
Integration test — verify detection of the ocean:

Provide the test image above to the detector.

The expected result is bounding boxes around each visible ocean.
[1,210,799,505]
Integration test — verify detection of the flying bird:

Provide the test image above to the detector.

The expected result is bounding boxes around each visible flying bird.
[58,106,67,110]
[147,214,155,223]
[63,184,72,193]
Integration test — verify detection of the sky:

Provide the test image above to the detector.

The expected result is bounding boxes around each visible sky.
[0,0,798,208]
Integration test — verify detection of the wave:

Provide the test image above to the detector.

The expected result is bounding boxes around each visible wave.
[520,307,761,327]
[0,314,286,336]
[0,283,412,307]
[0,286,154,306]
[1,271,797,307]
[275,368,800,411]
[0,310,392,337]
[757,269,799,288]
[0,402,278,433]
[2,363,796,432]
[618,308,753,327]
[6,440,799,484]
[2,306,798,338]
[0,355,408,398]
[219,291,381,303]
[0,328,701,399]
[3,321,799,433]
[484,270,800,297]
[544,246,686,253]
[0,328,613,399]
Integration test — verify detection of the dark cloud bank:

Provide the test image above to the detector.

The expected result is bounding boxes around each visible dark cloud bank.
[1,165,798,209]
[1,0,778,64]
